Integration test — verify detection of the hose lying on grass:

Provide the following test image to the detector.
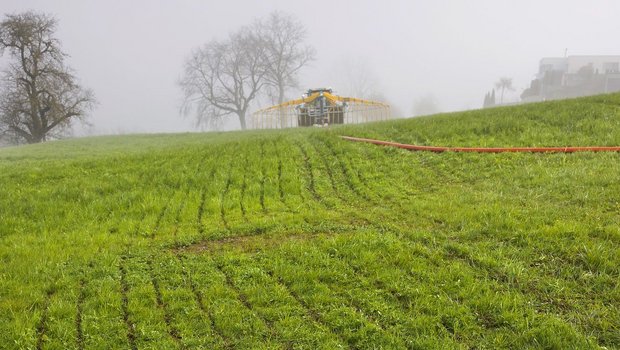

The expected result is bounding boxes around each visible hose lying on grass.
[340,136,620,153]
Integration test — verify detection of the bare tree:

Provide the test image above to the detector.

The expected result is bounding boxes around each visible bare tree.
[253,11,315,105]
[331,57,379,99]
[412,94,440,116]
[180,28,267,130]
[495,77,514,104]
[0,12,95,144]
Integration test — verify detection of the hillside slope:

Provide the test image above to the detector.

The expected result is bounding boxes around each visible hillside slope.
[1,94,619,349]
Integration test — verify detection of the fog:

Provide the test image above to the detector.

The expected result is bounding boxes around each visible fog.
[3,0,619,135]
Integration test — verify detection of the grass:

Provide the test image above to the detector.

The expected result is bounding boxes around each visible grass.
[1,93,619,349]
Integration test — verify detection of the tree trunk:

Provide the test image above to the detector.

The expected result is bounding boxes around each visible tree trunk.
[278,82,286,128]
[278,82,285,105]
[28,132,45,144]
[238,111,247,130]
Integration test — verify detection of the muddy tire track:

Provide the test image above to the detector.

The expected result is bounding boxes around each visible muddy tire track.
[316,135,375,203]
[175,254,233,349]
[35,288,54,350]
[240,154,249,222]
[146,257,184,347]
[259,140,267,213]
[118,255,138,350]
[294,140,322,204]
[262,268,350,349]
[214,262,279,345]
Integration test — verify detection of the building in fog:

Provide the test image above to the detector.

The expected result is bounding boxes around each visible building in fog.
[521,55,620,102]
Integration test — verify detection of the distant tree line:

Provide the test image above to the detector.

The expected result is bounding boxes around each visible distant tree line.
[483,77,514,108]
[412,94,440,116]
[179,11,315,130]
[483,89,495,108]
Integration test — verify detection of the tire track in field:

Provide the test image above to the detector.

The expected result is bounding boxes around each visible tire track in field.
[284,140,309,206]
[302,137,368,224]
[262,269,351,349]
[438,242,570,333]
[306,138,376,228]
[155,150,212,240]
[307,139,347,203]
[197,189,208,236]
[272,138,310,224]
[133,160,178,238]
[75,262,93,350]
[146,256,184,347]
[175,254,233,349]
[314,135,374,204]
[272,139,287,206]
[234,140,279,228]
[342,143,374,194]
[291,140,326,224]
[147,181,178,240]
[348,145,376,191]
[319,235,458,340]
[259,140,267,213]
[294,140,322,204]
[35,288,54,350]
[75,277,86,350]
[214,263,281,346]
[118,255,138,350]
[196,151,223,238]
[358,215,616,344]
[219,158,234,231]
[304,214,445,315]
[330,221,515,339]
[297,138,375,226]
[99,204,116,227]
[438,240,616,340]
[132,212,147,236]
[291,251,392,329]
[105,195,132,235]
[215,143,242,233]
[151,171,189,238]
[239,154,249,222]
[317,243,429,325]
[172,189,189,244]
[255,138,298,221]
[354,142,417,198]
[111,157,172,236]
[152,198,172,239]
[306,137,387,229]
[263,250,410,348]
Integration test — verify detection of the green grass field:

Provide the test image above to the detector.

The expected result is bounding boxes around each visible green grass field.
[1,93,619,349]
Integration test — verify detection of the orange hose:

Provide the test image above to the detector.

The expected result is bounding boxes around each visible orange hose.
[340,136,620,153]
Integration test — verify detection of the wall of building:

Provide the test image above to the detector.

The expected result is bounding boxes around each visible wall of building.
[537,57,567,79]
[566,55,620,74]
[521,55,620,102]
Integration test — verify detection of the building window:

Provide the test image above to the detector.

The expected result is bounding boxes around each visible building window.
[539,64,553,74]
[603,62,619,73]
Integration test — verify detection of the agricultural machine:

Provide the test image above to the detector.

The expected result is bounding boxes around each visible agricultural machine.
[251,88,390,129]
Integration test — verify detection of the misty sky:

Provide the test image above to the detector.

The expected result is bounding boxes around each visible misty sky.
[3,0,619,134]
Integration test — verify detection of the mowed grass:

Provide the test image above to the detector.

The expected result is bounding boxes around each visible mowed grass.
[1,93,619,349]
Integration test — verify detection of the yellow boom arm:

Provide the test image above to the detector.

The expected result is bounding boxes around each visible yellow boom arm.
[254,92,389,114]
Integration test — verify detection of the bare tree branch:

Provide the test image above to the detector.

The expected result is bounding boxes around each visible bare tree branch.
[252,11,315,104]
